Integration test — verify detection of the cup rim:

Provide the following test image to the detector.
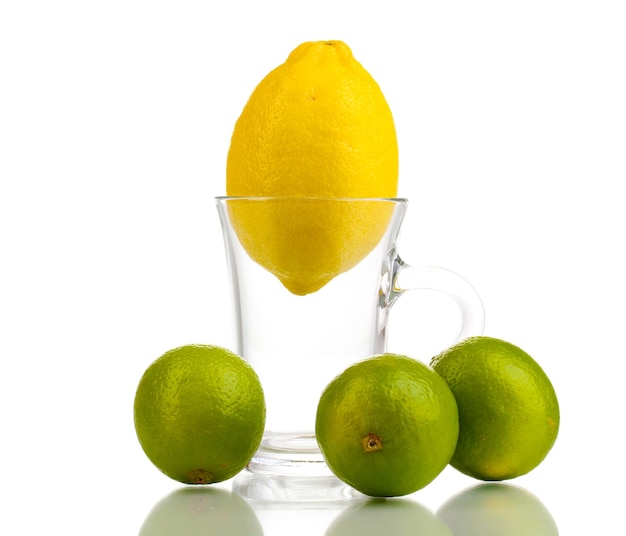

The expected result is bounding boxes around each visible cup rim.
[214,195,408,203]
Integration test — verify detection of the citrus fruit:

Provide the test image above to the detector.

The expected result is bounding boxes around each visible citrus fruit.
[227,40,398,198]
[225,40,399,295]
[430,336,559,481]
[133,344,266,484]
[224,196,394,295]
[315,353,459,497]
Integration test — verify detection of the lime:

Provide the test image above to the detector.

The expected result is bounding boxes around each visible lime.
[133,344,265,484]
[431,336,559,481]
[315,353,459,497]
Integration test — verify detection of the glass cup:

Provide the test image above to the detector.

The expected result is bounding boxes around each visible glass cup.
[216,197,484,476]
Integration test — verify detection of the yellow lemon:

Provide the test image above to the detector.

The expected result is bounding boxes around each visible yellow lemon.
[431,336,560,481]
[226,40,398,295]
[134,344,266,484]
[227,40,398,198]
[315,354,459,497]
[224,197,394,295]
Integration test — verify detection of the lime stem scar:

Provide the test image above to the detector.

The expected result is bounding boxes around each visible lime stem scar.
[187,469,214,484]
[362,433,383,453]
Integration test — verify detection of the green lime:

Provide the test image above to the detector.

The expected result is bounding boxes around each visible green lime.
[431,336,559,481]
[315,353,459,497]
[134,344,265,484]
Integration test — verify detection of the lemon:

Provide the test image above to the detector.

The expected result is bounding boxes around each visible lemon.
[315,353,459,497]
[133,344,266,484]
[430,336,560,481]
[224,197,394,295]
[227,40,398,198]
[225,40,398,295]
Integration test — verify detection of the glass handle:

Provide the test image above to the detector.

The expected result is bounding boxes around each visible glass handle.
[391,255,485,344]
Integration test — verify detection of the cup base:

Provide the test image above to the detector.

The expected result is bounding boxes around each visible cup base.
[247,433,333,477]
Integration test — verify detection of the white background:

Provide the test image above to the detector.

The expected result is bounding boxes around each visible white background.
[1,0,624,534]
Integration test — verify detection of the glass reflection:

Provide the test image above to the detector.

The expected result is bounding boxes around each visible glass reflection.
[437,483,559,536]
[139,486,263,536]
[232,471,364,504]
[232,471,365,534]
[326,497,453,536]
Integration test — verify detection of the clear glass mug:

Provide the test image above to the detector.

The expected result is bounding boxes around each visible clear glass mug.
[216,197,484,476]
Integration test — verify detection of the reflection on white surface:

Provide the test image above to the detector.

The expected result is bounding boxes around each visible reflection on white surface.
[138,487,263,536]
[437,483,559,536]
[326,498,453,536]
[136,472,561,536]
[232,471,365,504]
[232,472,367,535]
